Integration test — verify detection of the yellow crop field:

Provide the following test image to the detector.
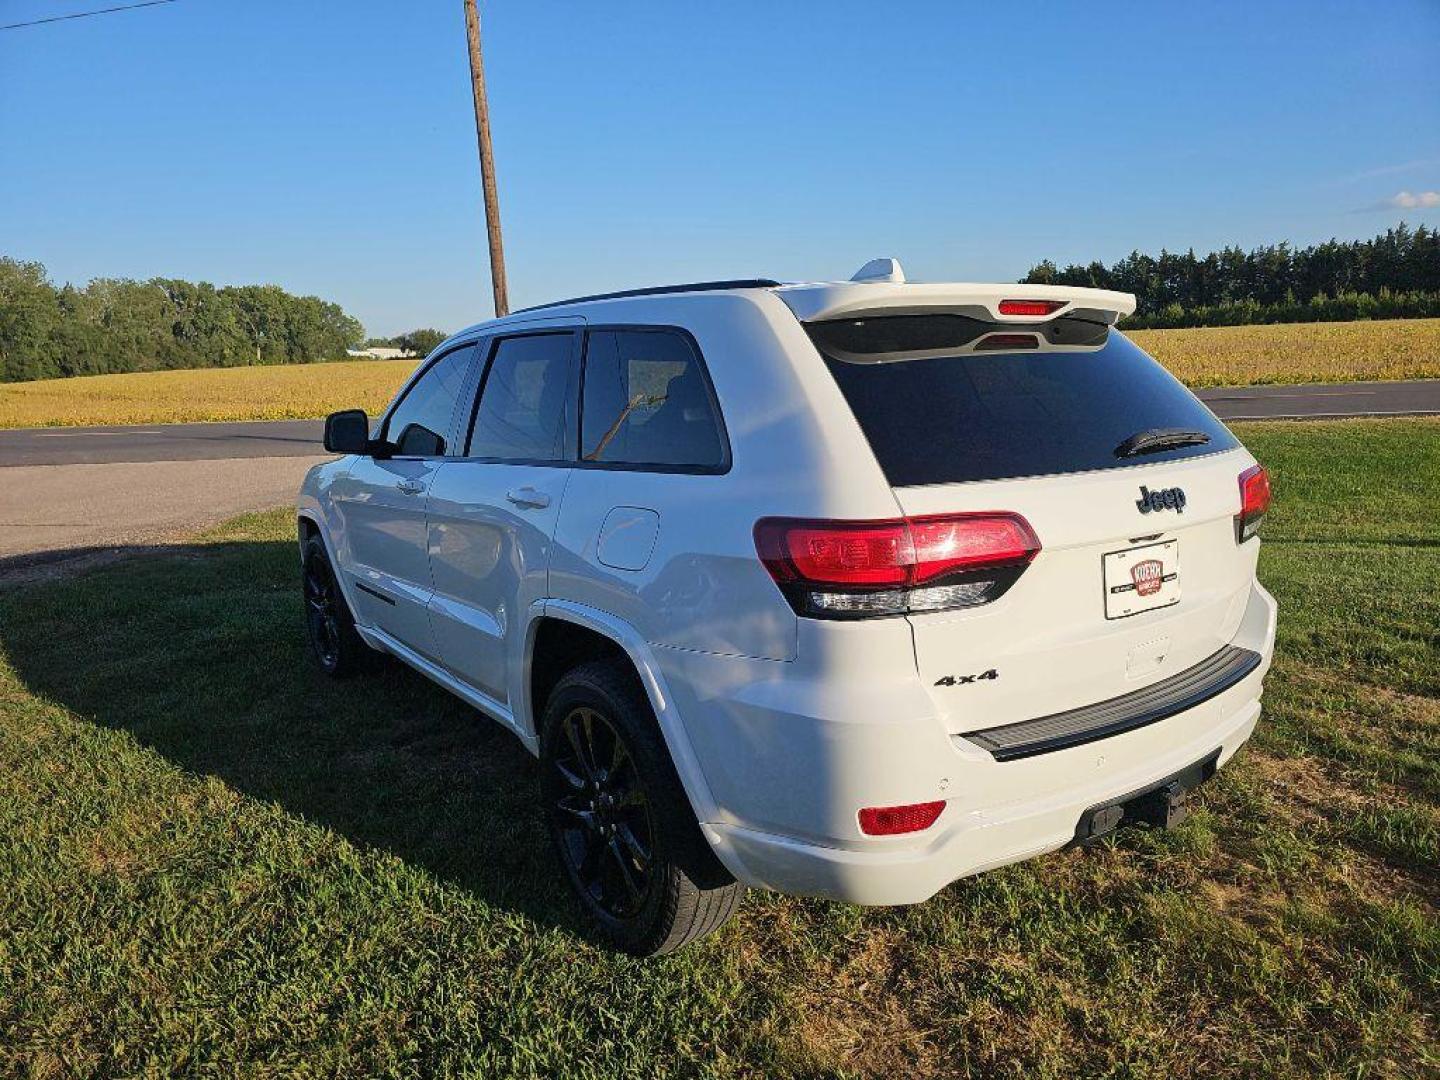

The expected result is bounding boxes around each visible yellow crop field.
[0,359,417,429]
[1129,318,1440,388]
[2,319,1437,428]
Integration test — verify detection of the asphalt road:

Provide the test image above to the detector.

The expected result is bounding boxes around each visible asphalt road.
[1,381,1438,468]
[0,418,326,467]
[1194,379,1440,421]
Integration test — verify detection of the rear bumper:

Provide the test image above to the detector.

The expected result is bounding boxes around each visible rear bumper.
[692,581,1276,905]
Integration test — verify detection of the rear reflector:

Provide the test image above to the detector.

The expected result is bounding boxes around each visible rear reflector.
[755,513,1040,618]
[859,800,945,836]
[1236,465,1271,542]
[998,299,1066,317]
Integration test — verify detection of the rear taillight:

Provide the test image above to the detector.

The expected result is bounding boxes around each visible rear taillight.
[754,513,1040,619]
[998,299,1066,317]
[858,800,945,836]
[1236,465,1271,543]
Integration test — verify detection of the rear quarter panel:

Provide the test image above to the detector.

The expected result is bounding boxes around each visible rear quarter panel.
[547,291,904,661]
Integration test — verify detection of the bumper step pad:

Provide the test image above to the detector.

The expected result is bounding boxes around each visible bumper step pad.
[966,644,1263,762]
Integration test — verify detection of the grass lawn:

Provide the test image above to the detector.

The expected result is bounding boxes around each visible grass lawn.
[1,418,1436,1078]
[3,319,1439,428]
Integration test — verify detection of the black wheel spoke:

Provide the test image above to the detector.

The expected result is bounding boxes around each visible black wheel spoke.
[553,758,587,791]
[608,836,643,901]
[557,795,598,831]
[609,737,632,784]
[616,821,651,868]
[565,713,597,782]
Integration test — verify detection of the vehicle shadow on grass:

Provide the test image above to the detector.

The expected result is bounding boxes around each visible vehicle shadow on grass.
[0,537,582,936]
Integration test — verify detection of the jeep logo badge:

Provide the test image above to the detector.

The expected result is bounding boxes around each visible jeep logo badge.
[1136,485,1186,514]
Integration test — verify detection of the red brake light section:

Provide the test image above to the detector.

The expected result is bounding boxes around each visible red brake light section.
[767,521,912,586]
[755,513,1040,618]
[859,800,945,836]
[907,515,1040,584]
[998,299,1066,317]
[1236,465,1271,542]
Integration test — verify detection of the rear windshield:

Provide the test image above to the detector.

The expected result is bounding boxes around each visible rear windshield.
[808,314,1238,487]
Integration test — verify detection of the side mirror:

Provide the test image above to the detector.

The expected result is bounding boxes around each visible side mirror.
[323,409,371,454]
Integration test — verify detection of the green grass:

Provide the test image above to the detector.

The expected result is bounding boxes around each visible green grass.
[1,418,1437,1078]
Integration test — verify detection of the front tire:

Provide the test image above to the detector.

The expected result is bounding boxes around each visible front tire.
[301,532,373,678]
[540,660,745,955]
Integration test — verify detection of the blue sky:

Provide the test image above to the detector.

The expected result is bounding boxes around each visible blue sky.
[2,0,1437,337]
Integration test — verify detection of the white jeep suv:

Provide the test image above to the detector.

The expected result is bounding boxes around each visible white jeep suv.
[298,262,1276,954]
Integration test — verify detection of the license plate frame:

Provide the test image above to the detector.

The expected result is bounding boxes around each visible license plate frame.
[1103,539,1180,619]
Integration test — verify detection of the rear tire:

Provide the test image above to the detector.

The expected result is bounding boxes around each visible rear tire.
[301,533,373,678]
[540,660,745,955]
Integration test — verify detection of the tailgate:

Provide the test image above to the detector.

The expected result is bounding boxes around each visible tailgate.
[894,449,1258,735]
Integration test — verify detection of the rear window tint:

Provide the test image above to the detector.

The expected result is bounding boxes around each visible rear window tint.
[808,315,1238,487]
[581,329,726,470]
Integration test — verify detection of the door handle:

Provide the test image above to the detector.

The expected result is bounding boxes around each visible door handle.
[505,486,551,509]
[396,478,427,496]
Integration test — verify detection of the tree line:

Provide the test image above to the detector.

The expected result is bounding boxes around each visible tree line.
[1022,223,1440,328]
[0,257,366,383]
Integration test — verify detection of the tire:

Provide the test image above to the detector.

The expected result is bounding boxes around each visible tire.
[301,532,374,678]
[539,660,745,955]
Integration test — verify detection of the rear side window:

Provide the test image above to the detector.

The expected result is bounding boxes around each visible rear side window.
[383,343,475,456]
[467,333,578,462]
[581,329,726,470]
[809,315,1238,486]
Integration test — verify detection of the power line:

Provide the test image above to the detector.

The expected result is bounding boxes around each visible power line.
[1,0,177,32]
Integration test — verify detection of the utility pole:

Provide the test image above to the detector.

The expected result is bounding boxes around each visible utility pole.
[463,0,509,317]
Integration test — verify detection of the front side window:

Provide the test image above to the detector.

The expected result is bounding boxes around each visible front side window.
[467,333,578,461]
[383,343,475,456]
[581,329,726,469]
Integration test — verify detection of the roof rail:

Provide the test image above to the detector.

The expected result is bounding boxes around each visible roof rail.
[513,279,782,314]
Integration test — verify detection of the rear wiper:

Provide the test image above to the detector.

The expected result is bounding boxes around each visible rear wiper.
[1114,428,1211,458]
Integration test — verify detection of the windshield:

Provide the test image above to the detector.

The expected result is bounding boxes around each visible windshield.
[807,314,1238,487]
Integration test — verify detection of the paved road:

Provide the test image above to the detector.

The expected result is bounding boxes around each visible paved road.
[1,381,1438,469]
[0,419,325,466]
[1194,379,1440,421]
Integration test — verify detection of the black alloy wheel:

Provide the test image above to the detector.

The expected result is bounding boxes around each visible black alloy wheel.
[303,546,343,670]
[539,661,746,955]
[301,533,371,677]
[546,705,657,921]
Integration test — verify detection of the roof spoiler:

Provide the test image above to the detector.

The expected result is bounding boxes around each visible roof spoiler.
[775,280,1137,326]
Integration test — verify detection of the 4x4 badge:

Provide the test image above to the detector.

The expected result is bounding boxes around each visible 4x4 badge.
[1136,485,1186,514]
[935,668,998,687]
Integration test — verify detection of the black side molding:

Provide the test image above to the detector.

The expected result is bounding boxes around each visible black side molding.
[965,644,1263,762]
[353,580,396,606]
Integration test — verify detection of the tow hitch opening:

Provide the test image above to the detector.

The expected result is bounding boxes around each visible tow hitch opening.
[1073,750,1220,846]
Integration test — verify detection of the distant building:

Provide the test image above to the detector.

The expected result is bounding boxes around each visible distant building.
[345,346,411,360]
